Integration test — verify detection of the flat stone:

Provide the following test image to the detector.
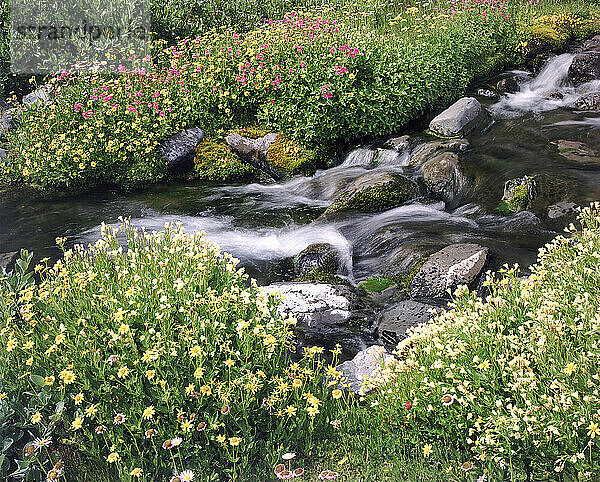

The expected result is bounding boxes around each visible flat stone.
[225,132,281,180]
[410,243,489,298]
[548,202,579,219]
[335,345,396,395]
[160,127,205,171]
[376,300,438,346]
[429,97,489,138]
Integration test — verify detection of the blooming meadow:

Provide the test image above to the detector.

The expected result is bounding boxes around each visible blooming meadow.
[1,0,599,191]
[0,220,350,480]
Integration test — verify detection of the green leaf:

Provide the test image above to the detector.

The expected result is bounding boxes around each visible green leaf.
[29,375,44,387]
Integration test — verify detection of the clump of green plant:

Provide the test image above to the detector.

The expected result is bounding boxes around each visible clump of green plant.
[0,220,349,481]
[358,277,395,293]
[352,203,600,480]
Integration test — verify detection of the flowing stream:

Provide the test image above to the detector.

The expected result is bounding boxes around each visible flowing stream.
[1,53,600,287]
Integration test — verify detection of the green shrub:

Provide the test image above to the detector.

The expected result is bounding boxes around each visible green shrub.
[354,203,600,480]
[0,220,348,481]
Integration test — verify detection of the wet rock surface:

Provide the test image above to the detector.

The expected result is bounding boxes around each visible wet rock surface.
[294,243,341,277]
[575,93,600,111]
[422,152,466,206]
[376,300,440,346]
[409,138,469,167]
[324,171,419,216]
[0,251,17,271]
[568,52,600,85]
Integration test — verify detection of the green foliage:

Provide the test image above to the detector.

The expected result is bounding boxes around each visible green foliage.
[358,277,394,293]
[0,221,348,481]
[4,1,600,193]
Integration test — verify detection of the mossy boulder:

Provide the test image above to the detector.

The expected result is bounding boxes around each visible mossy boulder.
[497,176,537,214]
[192,138,259,182]
[323,171,420,216]
[266,133,318,177]
[294,243,341,278]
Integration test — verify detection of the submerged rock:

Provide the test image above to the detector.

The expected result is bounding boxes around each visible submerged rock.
[376,300,439,346]
[409,138,469,167]
[575,93,600,111]
[429,97,490,138]
[500,176,537,213]
[323,171,419,216]
[568,52,600,85]
[422,152,466,206]
[294,243,341,278]
[548,201,579,219]
[335,345,395,395]
[261,283,374,354]
[161,127,205,172]
[553,140,600,165]
[410,243,489,299]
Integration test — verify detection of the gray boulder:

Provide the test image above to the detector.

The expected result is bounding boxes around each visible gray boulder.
[410,243,489,298]
[553,140,600,165]
[225,132,281,180]
[409,138,469,167]
[261,283,373,353]
[161,127,205,172]
[422,152,466,206]
[294,243,340,277]
[429,97,490,138]
[323,171,419,216]
[376,300,438,346]
[568,52,600,85]
[575,93,600,111]
[0,148,7,161]
[335,345,395,395]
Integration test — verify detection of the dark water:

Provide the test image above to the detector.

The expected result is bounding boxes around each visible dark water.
[1,53,600,284]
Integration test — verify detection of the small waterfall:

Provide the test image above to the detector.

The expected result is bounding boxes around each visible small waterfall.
[490,53,579,117]
[340,148,376,167]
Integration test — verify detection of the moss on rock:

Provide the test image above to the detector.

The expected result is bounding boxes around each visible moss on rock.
[266,133,318,177]
[192,138,259,182]
[324,171,419,216]
[294,267,352,286]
